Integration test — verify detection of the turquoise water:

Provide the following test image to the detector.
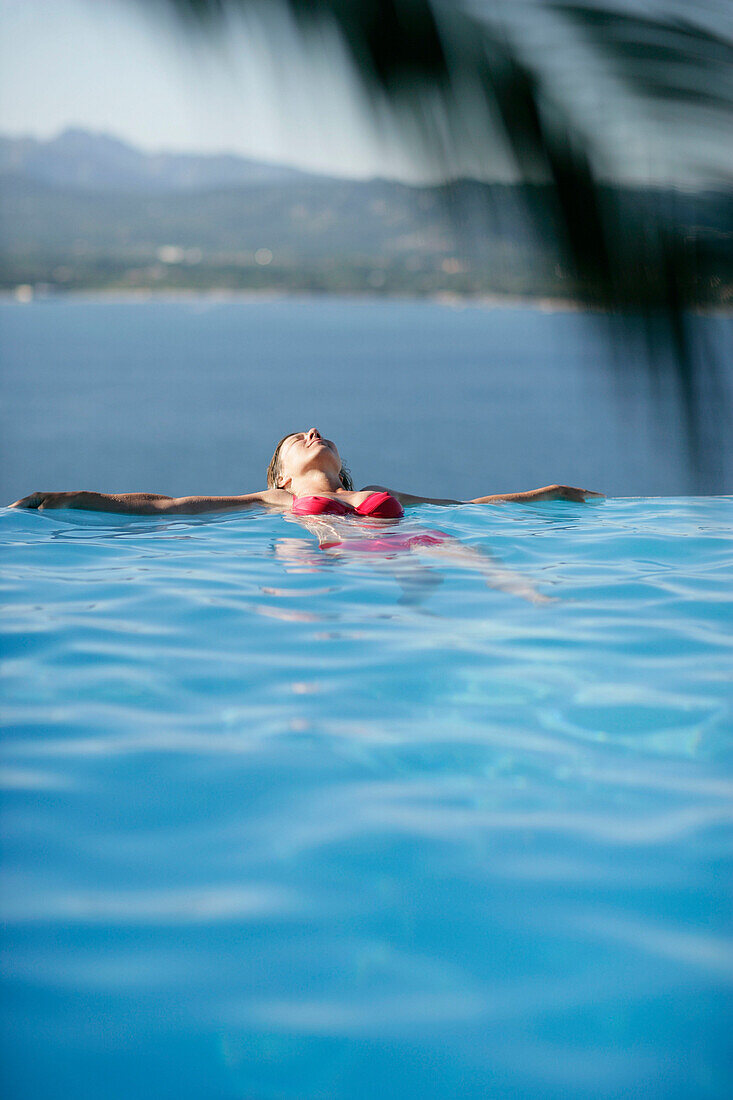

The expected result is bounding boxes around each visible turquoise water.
[1,496,731,1098]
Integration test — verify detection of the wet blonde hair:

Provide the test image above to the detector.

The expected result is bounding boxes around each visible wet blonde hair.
[267,432,354,491]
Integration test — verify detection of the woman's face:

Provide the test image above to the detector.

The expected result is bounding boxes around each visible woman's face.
[277,427,341,488]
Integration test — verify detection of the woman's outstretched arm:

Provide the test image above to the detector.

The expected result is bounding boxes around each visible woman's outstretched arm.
[9,489,289,515]
[471,485,605,503]
[363,484,604,506]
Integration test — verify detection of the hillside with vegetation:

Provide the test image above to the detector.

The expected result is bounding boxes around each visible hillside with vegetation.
[1,130,730,303]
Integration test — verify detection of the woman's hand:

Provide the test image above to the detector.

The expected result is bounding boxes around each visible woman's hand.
[10,491,81,510]
[542,484,605,502]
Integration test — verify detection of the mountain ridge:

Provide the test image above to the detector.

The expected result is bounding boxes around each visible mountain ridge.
[0,128,333,192]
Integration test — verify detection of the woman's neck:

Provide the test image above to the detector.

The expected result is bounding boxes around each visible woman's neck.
[290,471,344,496]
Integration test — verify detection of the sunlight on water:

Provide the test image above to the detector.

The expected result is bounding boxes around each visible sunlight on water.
[1,497,731,1098]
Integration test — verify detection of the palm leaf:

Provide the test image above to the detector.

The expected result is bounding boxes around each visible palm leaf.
[138,0,733,482]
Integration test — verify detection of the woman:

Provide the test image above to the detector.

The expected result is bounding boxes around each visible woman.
[12,428,602,603]
[11,427,603,515]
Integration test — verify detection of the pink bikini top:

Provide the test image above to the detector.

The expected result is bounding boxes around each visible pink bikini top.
[292,490,404,519]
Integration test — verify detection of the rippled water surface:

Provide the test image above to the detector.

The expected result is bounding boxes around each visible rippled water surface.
[1,497,732,1099]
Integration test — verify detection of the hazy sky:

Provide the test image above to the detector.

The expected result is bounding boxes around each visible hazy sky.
[1,0,729,185]
[0,0,459,181]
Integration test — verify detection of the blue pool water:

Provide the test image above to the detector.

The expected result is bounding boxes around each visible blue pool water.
[1,496,731,1098]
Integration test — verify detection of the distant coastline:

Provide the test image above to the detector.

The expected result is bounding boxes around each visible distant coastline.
[3,286,732,318]
[2,285,583,311]
[2,128,730,311]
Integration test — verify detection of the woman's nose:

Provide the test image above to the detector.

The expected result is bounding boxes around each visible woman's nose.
[307,427,320,441]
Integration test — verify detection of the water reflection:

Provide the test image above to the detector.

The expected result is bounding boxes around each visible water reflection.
[274,512,553,605]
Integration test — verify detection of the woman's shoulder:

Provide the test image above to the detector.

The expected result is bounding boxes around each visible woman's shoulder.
[357,484,391,498]
[260,488,293,506]
[351,486,394,506]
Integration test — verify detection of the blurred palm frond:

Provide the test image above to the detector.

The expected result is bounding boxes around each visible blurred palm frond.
[139,0,733,483]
